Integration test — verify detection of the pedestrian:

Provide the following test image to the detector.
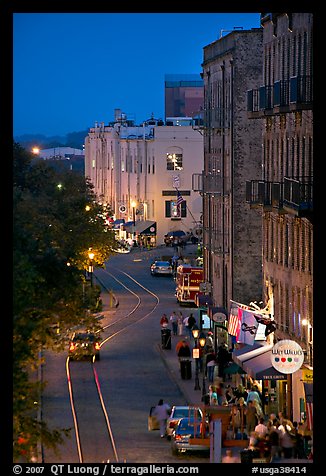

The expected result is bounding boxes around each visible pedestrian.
[255,417,269,439]
[177,311,184,335]
[205,348,217,382]
[292,422,307,459]
[245,400,258,436]
[152,399,171,438]
[176,339,191,358]
[267,425,282,462]
[246,384,263,406]
[208,385,218,405]
[246,384,263,417]
[237,397,247,436]
[205,331,214,350]
[216,343,230,378]
[185,312,196,338]
[216,382,228,405]
[169,311,178,336]
[225,385,236,404]
[229,403,241,436]
[222,448,240,463]
[160,313,169,328]
[234,384,248,403]
[280,426,295,459]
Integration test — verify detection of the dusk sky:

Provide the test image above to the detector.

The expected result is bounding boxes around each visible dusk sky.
[13,12,261,138]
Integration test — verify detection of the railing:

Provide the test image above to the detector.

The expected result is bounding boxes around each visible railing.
[247,75,312,113]
[283,176,313,213]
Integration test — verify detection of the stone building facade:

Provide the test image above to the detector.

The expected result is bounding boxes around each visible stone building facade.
[84,112,203,245]
[199,28,264,308]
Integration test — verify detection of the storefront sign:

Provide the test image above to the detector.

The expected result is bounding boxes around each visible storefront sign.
[271,339,304,374]
[302,368,313,383]
[212,312,226,323]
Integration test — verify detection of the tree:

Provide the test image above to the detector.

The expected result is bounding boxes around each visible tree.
[13,142,117,460]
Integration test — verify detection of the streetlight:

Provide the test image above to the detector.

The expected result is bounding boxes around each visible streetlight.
[198,332,207,401]
[88,248,95,287]
[192,325,201,390]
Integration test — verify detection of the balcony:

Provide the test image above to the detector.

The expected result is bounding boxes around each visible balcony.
[246,178,313,220]
[247,75,312,117]
[283,176,313,220]
[245,180,272,210]
[192,172,223,194]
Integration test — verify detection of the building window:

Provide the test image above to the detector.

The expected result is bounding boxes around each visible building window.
[166,153,183,171]
[165,200,186,218]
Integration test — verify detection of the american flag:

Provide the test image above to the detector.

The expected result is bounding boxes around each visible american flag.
[228,305,241,339]
[304,383,313,431]
[176,190,185,207]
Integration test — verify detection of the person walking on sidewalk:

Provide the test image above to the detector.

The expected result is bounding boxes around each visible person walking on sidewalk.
[170,311,178,336]
[160,313,169,328]
[152,399,171,438]
[185,312,196,339]
[177,311,184,336]
[176,339,191,358]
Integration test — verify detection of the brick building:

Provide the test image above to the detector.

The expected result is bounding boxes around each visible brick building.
[246,12,313,423]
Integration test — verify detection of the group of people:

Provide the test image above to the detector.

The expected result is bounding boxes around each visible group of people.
[160,310,196,338]
[223,383,311,461]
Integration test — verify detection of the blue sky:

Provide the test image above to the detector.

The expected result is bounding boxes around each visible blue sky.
[13,12,261,137]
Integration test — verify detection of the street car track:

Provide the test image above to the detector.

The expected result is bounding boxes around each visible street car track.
[66,266,160,463]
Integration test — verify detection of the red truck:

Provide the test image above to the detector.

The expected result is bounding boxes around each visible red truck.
[175,265,204,306]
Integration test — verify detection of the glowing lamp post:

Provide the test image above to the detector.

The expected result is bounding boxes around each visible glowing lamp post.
[192,325,201,390]
[88,249,95,287]
[199,333,207,399]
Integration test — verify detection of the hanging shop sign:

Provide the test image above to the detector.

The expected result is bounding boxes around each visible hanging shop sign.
[271,339,304,374]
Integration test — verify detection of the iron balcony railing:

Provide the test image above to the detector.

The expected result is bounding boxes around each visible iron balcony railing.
[247,75,312,113]
[283,176,313,214]
[246,177,313,218]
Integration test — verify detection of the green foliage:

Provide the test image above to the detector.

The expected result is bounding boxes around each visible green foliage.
[13,141,116,460]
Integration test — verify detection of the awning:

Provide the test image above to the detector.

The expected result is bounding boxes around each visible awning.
[124,220,156,235]
[224,362,246,375]
[242,349,287,380]
[112,218,125,229]
[232,342,272,366]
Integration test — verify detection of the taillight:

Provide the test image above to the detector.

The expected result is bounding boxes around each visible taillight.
[95,342,101,351]
[175,434,182,441]
[69,342,75,351]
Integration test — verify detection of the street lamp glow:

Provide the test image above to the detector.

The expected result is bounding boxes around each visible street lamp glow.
[32,147,40,155]
[192,325,200,339]
[85,205,91,211]
[88,250,95,260]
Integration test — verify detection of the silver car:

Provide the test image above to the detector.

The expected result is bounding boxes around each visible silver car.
[150,260,173,276]
[166,405,203,439]
[171,417,210,455]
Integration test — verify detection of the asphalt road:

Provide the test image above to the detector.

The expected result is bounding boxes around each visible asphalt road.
[42,244,209,463]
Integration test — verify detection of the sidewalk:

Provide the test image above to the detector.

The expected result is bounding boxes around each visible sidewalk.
[157,334,205,407]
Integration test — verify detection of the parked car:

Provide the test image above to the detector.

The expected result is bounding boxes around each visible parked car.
[170,417,210,456]
[150,260,173,276]
[68,331,101,361]
[166,405,203,439]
